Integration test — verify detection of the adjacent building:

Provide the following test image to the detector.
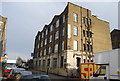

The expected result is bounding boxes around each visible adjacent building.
[33,2,112,76]
[0,16,7,57]
[111,29,120,49]
[0,16,7,78]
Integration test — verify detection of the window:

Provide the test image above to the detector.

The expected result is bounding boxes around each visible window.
[36,61,38,67]
[37,52,39,58]
[85,18,88,25]
[46,29,48,35]
[88,60,89,63]
[91,60,93,62]
[49,35,52,43]
[88,18,91,25]
[63,15,65,23]
[42,32,44,38]
[83,44,86,51]
[60,56,64,68]
[90,45,93,52]
[68,24,71,38]
[62,41,64,51]
[40,51,42,56]
[44,49,46,56]
[50,25,53,32]
[73,40,78,51]
[84,59,85,63]
[84,59,86,63]
[53,58,57,68]
[74,26,78,36]
[48,47,51,54]
[38,35,40,40]
[45,39,47,45]
[38,52,40,57]
[83,30,85,37]
[62,27,65,36]
[90,31,92,38]
[87,44,90,51]
[37,60,39,67]
[82,17,85,23]
[41,41,43,47]
[39,60,41,66]
[56,20,59,28]
[84,18,91,25]
[55,31,59,40]
[37,43,39,49]
[86,31,92,38]
[54,44,58,53]
[73,13,78,22]
[42,60,46,67]
[47,59,50,66]
[86,31,89,37]
[95,66,106,75]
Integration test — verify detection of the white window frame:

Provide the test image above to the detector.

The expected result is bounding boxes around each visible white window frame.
[73,13,78,22]
[55,31,59,40]
[56,20,59,28]
[74,26,78,36]
[68,24,71,38]
[41,41,43,47]
[44,49,46,56]
[48,47,51,54]
[38,35,40,40]
[40,51,42,56]
[63,15,65,23]
[46,29,48,35]
[49,35,52,43]
[62,27,65,36]
[45,39,47,45]
[37,43,39,49]
[73,40,78,51]
[50,25,53,32]
[54,44,58,53]
[62,41,64,51]
[42,32,44,38]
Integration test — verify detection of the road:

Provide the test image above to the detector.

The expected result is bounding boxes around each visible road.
[31,70,81,81]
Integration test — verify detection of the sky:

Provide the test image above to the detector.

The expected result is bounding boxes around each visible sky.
[1,2,118,60]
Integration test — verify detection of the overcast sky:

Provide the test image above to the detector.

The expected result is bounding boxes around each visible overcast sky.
[1,2,118,60]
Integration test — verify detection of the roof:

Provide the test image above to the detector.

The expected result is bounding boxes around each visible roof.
[111,29,120,33]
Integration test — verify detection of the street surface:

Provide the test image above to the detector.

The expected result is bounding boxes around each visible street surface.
[31,70,81,81]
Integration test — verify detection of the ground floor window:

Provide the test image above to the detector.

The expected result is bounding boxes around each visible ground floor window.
[60,56,64,68]
[42,60,46,67]
[53,58,57,68]
[47,59,50,66]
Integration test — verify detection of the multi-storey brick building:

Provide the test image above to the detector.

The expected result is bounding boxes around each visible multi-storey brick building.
[111,29,120,49]
[33,2,112,76]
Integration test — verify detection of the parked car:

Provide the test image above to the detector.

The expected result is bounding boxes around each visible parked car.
[7,68,32,79]
[20,75,51,81]
[3,69,12,77]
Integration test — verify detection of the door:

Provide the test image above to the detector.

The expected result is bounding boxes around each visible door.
[76,57,81,67]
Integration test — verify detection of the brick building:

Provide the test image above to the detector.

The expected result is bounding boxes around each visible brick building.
[111,29,120,49]
[33,2,112,76]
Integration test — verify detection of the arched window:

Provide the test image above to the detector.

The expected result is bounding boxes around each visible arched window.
[73,13,78,22]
